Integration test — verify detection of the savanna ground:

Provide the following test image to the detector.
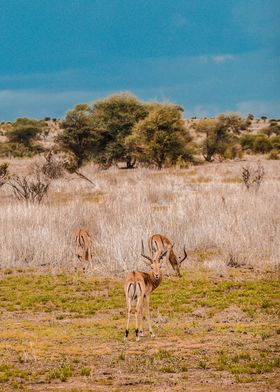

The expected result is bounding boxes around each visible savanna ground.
[0,157,279,391]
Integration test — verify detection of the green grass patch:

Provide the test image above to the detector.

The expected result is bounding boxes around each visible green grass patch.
[214,350,280,377]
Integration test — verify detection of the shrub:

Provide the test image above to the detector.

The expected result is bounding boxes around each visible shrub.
[6,158,57,203]
[223,143,243,159]
[0,163,9,187]
[35,151,65,180]
[240,134,256,151]
[253,136,272,153]
[8,174,51,204]
[241,163,265,191]
[7,118,45,147]
[270,136,280,151]
[0,142,40,158]
[267,150,280,160]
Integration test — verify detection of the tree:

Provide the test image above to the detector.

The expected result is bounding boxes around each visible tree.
[7,118,44,147]
[56,104,96,169]
[125,104,192,169]
[197,114,245,161]
[57,94,149,169]
[90,93,148,168]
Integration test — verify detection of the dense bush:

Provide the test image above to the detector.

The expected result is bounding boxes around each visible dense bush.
[253,136,272,153]
[239,134,256,151]
[0,142,44,158]
[240,134,274,154]
[0,118,46,157]
[7,118,45,146]
[125,104,193,169]
[270,136,280,150]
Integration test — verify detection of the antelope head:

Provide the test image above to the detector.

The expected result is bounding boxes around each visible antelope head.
[141,240,167,280]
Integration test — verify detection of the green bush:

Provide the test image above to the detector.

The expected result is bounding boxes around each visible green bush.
[0,142,43,158]
[239,134,256,151]
[7,118,44,146]
[253,136,272,153]
[267,150,280,160]
[270,136,280,150]
[126,104,192,169]
[240,134,273,154]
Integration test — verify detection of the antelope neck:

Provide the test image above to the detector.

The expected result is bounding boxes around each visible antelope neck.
[148,272,162,289]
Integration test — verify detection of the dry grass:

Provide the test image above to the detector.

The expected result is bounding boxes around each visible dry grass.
[0,158,279,272]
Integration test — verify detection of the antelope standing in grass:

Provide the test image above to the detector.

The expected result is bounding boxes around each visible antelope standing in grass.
[149,234,187,277]
[75,228,92,263]
[124,241,168,341]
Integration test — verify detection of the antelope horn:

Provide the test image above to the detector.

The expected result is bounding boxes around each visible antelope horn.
[159,249,168,262]
[141,240,152,263]
[178,247,187,265]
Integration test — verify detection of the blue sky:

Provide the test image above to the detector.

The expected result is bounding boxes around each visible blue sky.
[0,0,279,120]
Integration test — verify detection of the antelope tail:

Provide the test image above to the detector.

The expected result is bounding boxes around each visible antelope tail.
[127,282,142,301]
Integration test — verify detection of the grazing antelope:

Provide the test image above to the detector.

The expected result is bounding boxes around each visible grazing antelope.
[75,228,92,263]
[124,241,168,341]
[148,234,187,277]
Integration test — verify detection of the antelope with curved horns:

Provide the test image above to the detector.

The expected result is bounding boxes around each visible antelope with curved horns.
[75,228,92,263]
[124,241,168,341]
[148,234,187,277]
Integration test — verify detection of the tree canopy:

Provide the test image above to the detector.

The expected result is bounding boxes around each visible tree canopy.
[125,104,192,169]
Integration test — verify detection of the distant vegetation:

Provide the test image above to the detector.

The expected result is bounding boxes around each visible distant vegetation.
[0,93,279,165]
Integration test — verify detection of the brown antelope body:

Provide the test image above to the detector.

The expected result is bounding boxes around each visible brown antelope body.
[124,241,167,341]
[75,228,92,262]
[149,234,187,277]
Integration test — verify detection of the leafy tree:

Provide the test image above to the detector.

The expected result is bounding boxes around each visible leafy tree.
[7,118,44,147]
[57,94,149,169]
[125,104,192,169]
[90,93,148,168]
[56,104,97,169]
[197,114,246,161]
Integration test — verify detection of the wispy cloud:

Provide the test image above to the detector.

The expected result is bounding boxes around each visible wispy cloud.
[212,54,235,63]
[199,54,235,64]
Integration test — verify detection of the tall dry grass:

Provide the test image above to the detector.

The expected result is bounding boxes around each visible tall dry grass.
[0,159,279,274]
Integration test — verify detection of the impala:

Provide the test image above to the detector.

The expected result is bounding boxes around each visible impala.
[124,241,167,341]
[148,234,187,277]
[75,228,92,262]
